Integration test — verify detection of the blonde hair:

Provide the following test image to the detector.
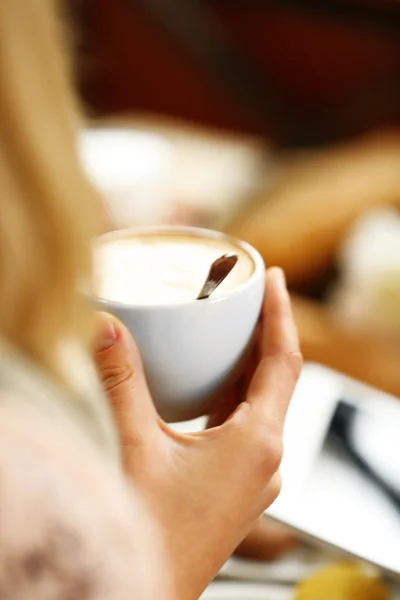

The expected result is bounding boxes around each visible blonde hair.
[0,0,100,380]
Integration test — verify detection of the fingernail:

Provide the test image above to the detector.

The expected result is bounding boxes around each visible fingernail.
[94,318,118,353]
[276,268,286,291]
[269,267,286,292]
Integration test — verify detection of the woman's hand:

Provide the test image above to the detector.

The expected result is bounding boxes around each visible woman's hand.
[94,267,302,600]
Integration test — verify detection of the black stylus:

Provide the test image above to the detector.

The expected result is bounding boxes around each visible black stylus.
[328,399,400,513]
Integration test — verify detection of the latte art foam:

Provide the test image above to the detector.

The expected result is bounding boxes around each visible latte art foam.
[95,233,254,305]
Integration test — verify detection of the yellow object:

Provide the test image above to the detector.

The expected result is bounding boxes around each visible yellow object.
[295,562,389,600]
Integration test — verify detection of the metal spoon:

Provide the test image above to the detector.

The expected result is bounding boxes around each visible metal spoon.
[196,253,238,300]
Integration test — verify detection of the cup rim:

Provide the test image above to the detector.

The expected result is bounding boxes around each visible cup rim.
[93,225,265,311]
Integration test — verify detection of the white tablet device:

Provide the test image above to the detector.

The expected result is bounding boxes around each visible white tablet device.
[267,363,400,578]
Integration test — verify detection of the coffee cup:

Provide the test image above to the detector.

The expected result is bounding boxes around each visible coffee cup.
[93,226,265,422]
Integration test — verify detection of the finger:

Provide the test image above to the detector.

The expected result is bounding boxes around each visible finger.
[243,336,261,394]
[206,387,238,430]
[260,268,299,358]
[93,312,158,443]
[206,322,261,429]
[246,267,302,427]
[222,321,261,393]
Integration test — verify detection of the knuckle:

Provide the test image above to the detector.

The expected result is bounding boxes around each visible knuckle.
[226,405,284,478]
[265,438,283,473]
[275,348,303,381]
[289,349,303,376]
[99,361,136,393]
[268,473,282,504]
[251,427,283,478]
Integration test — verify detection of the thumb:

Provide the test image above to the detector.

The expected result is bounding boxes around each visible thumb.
[93,312,158,444]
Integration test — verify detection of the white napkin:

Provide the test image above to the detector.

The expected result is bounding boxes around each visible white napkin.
[220,547,331,584]
[201,582,292,600]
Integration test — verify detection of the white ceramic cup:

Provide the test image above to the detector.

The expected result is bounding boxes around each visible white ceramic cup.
[94,226,265,422]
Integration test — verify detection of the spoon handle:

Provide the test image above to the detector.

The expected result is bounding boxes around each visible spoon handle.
[197,253,238,300]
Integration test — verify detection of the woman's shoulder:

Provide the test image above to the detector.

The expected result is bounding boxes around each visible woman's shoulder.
[0,395,159,600]
[0,344,165,598]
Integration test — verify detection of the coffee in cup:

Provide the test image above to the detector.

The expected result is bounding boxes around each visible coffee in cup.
[95,232,255,306]
[94,227,265,422]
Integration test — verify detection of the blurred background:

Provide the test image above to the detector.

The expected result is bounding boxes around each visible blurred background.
[74,0,400,400]
[72,1,400,595]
